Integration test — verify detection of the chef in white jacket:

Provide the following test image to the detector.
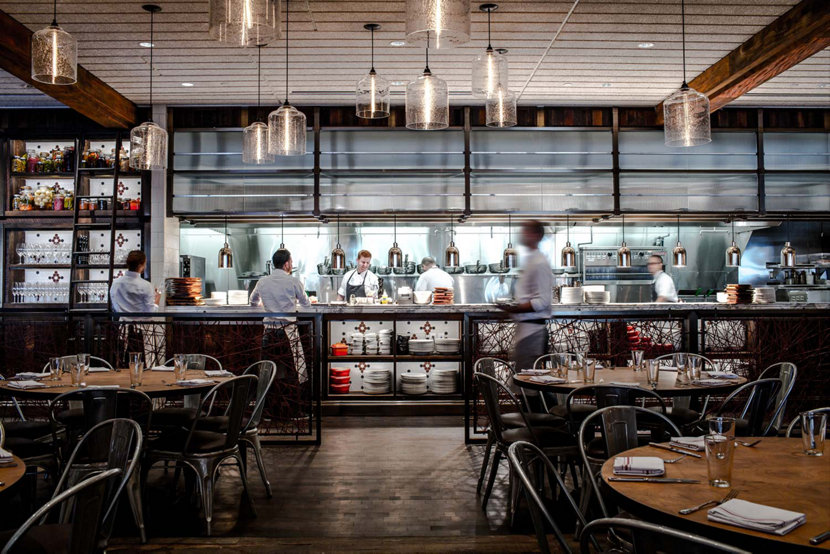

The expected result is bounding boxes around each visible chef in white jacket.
[415,257,454,292]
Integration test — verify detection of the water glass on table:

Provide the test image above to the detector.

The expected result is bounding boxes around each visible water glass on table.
[646,359,660,387]
[48,357,62,381]
[69,362,85,387]
[801,411,826,456]
[708,417,737,440]
[705,434,735,488]
[686,356,702,380]
[173,354,188,381]
[129,358,144,387]
[630,350,644,371]
[583,358,597,384]
[77,353,90,375]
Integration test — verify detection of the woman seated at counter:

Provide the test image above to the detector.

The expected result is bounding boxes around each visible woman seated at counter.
[337,249,379,301]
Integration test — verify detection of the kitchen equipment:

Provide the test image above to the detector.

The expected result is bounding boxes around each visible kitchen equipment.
[434,338,461,354]
[375,266,392,275]
[330,383,351,394]
[444,266,465,274]
[389,214,403,267]
[397,335,410,354]
[179,255,206,296]
[317,256,331,275]
[330,343,349,356]
[445,216,460,267]
[503,214,518,269]
[363,369,392,394]
[489,262,510,274]
[397,286,413,304]
[331,216,346,271]
[404,261,416,274]
[330,367,351,377]
[392,266,408,275]
[562,214,577,268]
[580,246,666,303]
[413,290,432,304]
[400,373,428,395]
[465,261,486,274]
[409,339,435,355]
[330,375,350,385]
[430,368,457,394]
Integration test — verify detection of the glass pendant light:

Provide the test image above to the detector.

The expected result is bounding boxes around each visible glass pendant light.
[486,85,517,128]
[243,45,275,164]
[471,4,507,98]
[218,217,234,268]
[331,215,346,271]
[388,214,403,267]
[208,0,280,47]
[444,216,460,267]
[130,5,168,171]
[780,217,797,267]
[561,214,576,268]
[268,0,306,156]
[31,0,77,85]
[664,0,711,147]
[617,214,631,268]
[502,214,518,269]
[672,215,687,267]
[356,24,390,119]
[405,0,470,49]
[726,217,741,267]
[406,32,449,130]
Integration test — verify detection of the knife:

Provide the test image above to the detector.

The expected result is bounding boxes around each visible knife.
[609,477,701,484]
[809,531,830,545]
[648,442,703,458]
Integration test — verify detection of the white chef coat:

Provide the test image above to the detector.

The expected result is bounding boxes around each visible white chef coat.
[415,266,455,291]
[250,269,311,324]
[512,249,553,342]
[337,269,379,298]
[652,270,678,302]
[110,271,157,313]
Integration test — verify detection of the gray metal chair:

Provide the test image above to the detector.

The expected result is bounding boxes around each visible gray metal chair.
[785,406,830,437]
[240,360,277,497]
[567,385,667,434]
[55,355,114,371]
[580,518,750,554]
[691,378,784,437]
[533,353,582,415]
[652,353,717,428]
[154,354,225,427]
[758,362,797,433]
[162,354,223,372]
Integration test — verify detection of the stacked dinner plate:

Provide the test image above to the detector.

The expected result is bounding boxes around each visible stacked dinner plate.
[228,289,249,305]
[585,290,611,304]
[364,332,379,354]
[363,368,391,394]
[164,278,205,306]
[349,332,364,355]
[409,338,435,355]
[560,286,583,305]
[430,368,458,394]
[726,284,754,305]
[378,329,393,354]
[400,372,428,395]
[434,337,461,354]
[753,287,776,304]
[432,287,454,305]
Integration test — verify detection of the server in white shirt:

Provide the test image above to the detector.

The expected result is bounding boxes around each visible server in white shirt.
[337,249,379,300]
[499,220,553,373]
[110,250,161,366]
[648,255,679,303]
[415,257,454,292]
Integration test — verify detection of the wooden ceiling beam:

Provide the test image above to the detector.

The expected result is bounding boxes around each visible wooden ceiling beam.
[0,9,137,129]
[656,0,830,124]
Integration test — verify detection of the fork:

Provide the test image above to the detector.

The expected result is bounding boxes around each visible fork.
[679,489,739,515]
[663,455,687,464]
[737,439,762,447]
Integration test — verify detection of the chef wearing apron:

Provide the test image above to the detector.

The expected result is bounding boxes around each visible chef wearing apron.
[337,249,379,301]
[648,255,678,302]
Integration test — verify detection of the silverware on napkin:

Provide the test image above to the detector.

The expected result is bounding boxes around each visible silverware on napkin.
[648,442,703,458]
[608,477,700,484]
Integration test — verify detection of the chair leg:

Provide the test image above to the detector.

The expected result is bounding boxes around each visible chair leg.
[246,435,272,498]
[481,449,502,511]
[194,464,215,537]
[127,471,147,544]
[234,453,258,517]
[477,435,494,495]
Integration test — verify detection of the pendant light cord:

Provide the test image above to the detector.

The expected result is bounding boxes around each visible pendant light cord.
[284,0,289,104]
[424,31,430,73]
[681,0,687,86]
[370,26,375,73]
[149,9,155,122]
[622,214,625,243]
[677,215,681,242]
[257,45,262,109]
[281,215,284,244]
[566,214,570,243]
[731,217,735,242]
[51,0,58,26]
[393,214,397,243]
[487,7,492,49]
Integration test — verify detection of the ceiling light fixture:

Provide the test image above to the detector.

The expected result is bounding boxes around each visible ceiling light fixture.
[617,214,631,268]
[471,4,507,98]
[485,85,517,127]
[638,42,655,48]
[130,5,168,171]
[601,83,612,88]
[208,0,279,47]
[268,0,306,156]
[139,42,154,48]
[725,217,741,267]
[243,44,274,164]
[664,0,711,147]
[218,217,234,268]
[389,214,403,267]
[181,82,195,87]
[31,0,78,85]
[503,213,518,268]
[405,0,470,49]
[445,215,460,267]
[406,31,449,130]
[561,214,576,268]
[331,215,346,270]
[389,40,406,47]
[356,23,390,119]
[780,216,796,267]
[672,215,687,267]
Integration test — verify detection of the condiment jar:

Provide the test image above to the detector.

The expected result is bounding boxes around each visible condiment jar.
[53,194,64,211]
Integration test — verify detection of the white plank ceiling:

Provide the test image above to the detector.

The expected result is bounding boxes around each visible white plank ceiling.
[0,0,828,108]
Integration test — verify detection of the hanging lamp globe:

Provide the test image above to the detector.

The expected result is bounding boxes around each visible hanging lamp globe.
[664,84,711,147]
[243,121,273,164]
[31,23,77,85]
[485,85,517,128]
[218,242,234,268]
[356,24,390,119]
[268,103,306,155]
[672,243,687,267]
[406,69,449,130]
[130,5,167,171]
[405,0,470,49]
[471,5,507,98]
[208,0,280,47]
[725,242,741,267]
[561,242,576,268]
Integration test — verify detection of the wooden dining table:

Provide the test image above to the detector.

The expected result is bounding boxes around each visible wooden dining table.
[601,438,830,552]
[0,455,26,495]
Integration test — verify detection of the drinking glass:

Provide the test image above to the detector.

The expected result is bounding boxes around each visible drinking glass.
[69,362,85,387]
[48,357,62,381]
[630,349,644,371]
[129,352,142,370]
[129,359,144,387]
[687,357,703,381]
[705,434,735,488]
[174,354,188,381]
[673,352,687,369]
[707,417,736,440]
[77,353,90,375]
[646,359,660,387]
[583,358,597,384]
[801,411,827,456]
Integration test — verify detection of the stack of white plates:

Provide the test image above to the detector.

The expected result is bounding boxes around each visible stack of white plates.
[204,298,224,306]
[363,369,391,394]
[430,368,458,394]
[378,329,393,354]
[228,290,248,305]
[434,338,461,354]
[585,290,611,304]
[364,332,379,354]
[210,291,227,303]
[349,332,364,355]
[409,339,435,355]
[400,372,428,395]
[753,287,776,304]
[560,287,583,304]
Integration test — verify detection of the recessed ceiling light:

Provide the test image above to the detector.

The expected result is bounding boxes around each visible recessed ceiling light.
[638,42,655,49]
[181,82,195,87]
[561,82,573,87]
[139,42,154,48]
[601,83,612,87]
[390,80,406,86]
[818,83,829,88]
[389,40,406,47]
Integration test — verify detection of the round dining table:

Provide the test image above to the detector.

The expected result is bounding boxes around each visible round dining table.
[513,367,747,397]
[601,438,830,552]
[0,455,26,495]
[0,369,233,399]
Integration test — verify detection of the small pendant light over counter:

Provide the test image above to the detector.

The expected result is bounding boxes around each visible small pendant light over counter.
[780,217,797,267]
[672,215,687,268]
[502,214,518,269]
[725,217,741,267]
[617,214,631,268]
[243,45,275,164]
[31,0,77,85]
[331,215,346,271]
[388,214,403,268]
[561,214,576,268]
[405,0,470,49]
[218,218,233,268]
[663,0,711,147]
[356,24,390,119]
[471,5,507,98]
[130,5,168,171]
[406,32,449,130]
[279,214,286,249]
[208,0,280,47]
[268,0,306,156]
[445,216,460,267]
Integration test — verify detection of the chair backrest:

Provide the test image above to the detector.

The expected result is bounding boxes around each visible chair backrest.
[567,385,666,417]
[473,357,514,384]
[533,353,580,371]
[57,355,114,371]
[185,375,257,453]
[163,354,223,372]
[758,362,797,432]
[653,352,715,370]
[2,468,122,554]
[785,406,830,438]
[712,378,783,437]
[242,361,277,431]
[473,372,535,445]
[508,441,591,554]
[0,421,4,449]
[580,518,750,554]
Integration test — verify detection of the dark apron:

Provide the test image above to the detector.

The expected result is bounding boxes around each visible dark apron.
[345,269,369,299]
[651,280,658,302]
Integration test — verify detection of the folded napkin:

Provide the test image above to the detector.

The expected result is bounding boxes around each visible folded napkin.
[87,367,110,373]
[0,447,12,459]
[176,378,215,387]
[692,378,726,386]
[708,499,806,535]
[661,366,678,371]
[608,382,643,388]
[613,456,665,476]
[13,372,46,380]
[706,371,740,379]
[670,436,705,451]
[529,375,567,384]
[5,380,46,389]
[204,370,233,377]
[519,369,550,376]
[84,385,120,389]
[595,363,605,370]
[150,366,174,372]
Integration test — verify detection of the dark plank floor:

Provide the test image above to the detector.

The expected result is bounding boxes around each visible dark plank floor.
[108,416,546,553]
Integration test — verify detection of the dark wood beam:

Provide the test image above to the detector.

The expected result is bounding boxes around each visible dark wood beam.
[656,0,830,123]
[0,9,137,128]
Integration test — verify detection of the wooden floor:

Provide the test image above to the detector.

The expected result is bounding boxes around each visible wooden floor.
[107,416,545,553]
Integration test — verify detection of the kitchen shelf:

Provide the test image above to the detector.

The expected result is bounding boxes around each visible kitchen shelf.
[10,172,74,178]
[4,210,143,218]
[396,355,462,361]
[329,355,396,362]
[8,264,72,270]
